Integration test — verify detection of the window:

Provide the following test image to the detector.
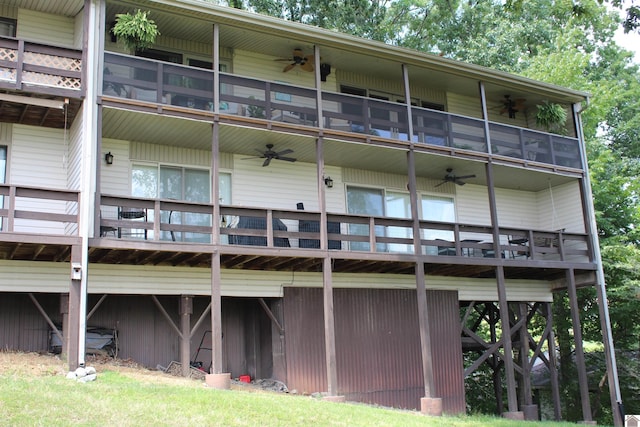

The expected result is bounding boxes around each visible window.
[421,194,456,254]
[131,164,230,242]
[346,186,385,252]
[0,18,16,37]
[134,48,183,83]
[0,146,6,230]
[385,191,413,253]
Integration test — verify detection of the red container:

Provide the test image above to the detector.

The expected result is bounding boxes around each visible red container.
[239,375,251,383]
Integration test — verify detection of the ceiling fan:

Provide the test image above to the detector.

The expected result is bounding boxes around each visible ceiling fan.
[276,48,314,73]
[244,144,297,167]
[499,95,526,119]
[435,168,476,187]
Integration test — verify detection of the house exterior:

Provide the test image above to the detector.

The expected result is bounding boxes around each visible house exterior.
[0,0,623,423]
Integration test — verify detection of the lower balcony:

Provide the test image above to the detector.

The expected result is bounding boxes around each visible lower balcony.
[91,194,596,281]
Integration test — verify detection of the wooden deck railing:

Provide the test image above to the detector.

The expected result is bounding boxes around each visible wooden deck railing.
[102,52,583,170]
[98,194,591,264]
[0,184,80,235]
[0,37,82,97]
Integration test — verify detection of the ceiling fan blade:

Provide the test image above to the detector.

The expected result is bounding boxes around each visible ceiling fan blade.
[262,157,272,167]
[282,63,295,73]
[277,156,297,162]
[300,61,314,72]
[456,174,476,180]
[454,179,466,186]
[434,181,446,188]
[276,148,293,156]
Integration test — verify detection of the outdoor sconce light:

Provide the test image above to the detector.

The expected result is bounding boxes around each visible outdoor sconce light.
[320,63,331,82]
[324,176,334,188]
[105,152,114,165]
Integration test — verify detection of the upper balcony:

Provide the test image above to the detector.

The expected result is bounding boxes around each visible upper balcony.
[0,36,83,129]
[101,51,583,172]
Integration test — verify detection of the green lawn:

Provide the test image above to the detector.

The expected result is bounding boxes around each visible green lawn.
[0,353,580,426]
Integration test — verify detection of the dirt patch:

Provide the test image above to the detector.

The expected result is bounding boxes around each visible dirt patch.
[0,351,284,393]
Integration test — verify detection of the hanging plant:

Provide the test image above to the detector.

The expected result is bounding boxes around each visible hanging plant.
[111,10,159,52]
[535,101,567,134]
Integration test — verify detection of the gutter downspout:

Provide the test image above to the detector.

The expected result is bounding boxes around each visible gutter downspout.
[77,0,100,367]
[573,99,623,426]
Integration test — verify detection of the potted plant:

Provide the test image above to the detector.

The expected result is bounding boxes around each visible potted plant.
[535,101,567,134]
[111,9,159,52]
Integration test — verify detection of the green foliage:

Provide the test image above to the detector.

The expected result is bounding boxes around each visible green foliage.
[112,9,159,51]
[535,101,567,133]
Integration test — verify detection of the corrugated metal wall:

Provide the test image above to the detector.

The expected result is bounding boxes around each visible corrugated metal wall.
[0,293,59,352]
[426,290,466,413]
[283,287,465,412]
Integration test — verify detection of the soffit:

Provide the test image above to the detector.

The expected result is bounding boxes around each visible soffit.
[111,0,588,103]
[0,0,83,16]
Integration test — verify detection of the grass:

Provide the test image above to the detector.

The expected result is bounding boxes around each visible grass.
[0,352,580,427]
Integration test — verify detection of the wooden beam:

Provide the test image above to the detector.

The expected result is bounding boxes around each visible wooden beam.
[151,295,182,339]
[210,251,223,374]
[180,296,193,377]
[86,294,107,320]
[258,298,284,334]
[28,293,63,344]
[486,162,519,415]
[566,269,593,422]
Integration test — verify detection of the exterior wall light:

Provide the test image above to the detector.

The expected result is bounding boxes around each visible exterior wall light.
[324,176,333,188]
[105,152,114,165]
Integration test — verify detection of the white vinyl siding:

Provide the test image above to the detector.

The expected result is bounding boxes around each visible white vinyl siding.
[16,9,75,47]
[101,138,131,196]
[10,125,67,233]
[0,260,553,302]
[232,153,318,211]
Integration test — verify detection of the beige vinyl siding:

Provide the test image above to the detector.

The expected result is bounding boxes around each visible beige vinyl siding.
[0,260,552,302]
[10,125,67,233]
[73,8,83,49]
[446,92,482,119]
[101,138,131,196]
[495,187,538,228]
[0,5,17,19]
[16,9,75,47]
[456,184,491,226]
[65,108,83,235]
[537,181,584,233]
[130,141,216,168]
[234,50,315,89]
[343,168,455,196]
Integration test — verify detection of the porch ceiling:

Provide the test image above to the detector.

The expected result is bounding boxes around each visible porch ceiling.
[0,92,82,129]
[101,107,578,191]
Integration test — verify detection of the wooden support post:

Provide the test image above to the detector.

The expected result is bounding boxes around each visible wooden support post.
[518,303,537,421]
[566,269,593,423]
[60,294,69,359]
[407,150,441,415]
[180,295,193,377]
[205,250,230,389]
[545,302,562,421]
[485,162,522,419]
[322,256,340,397]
